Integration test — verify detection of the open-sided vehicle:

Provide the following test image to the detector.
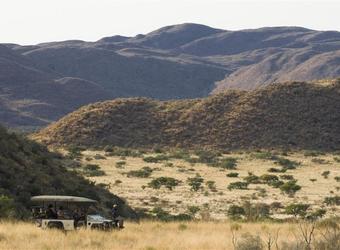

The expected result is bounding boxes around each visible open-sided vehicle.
[31,195,119,231]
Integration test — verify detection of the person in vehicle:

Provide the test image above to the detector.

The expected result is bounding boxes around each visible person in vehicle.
[111,204,124,228]
[46,204,57,219]
[57,206,65,219]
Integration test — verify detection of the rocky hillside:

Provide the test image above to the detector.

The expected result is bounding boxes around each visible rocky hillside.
[34,80,340,151]
[1,24,340,128]
[0,126,136,218]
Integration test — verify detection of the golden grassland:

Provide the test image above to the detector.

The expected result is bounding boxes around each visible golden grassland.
[79,151,340,219]
[0,220,307,250]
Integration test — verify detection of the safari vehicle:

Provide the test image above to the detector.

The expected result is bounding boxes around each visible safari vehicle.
[31,195,119,231]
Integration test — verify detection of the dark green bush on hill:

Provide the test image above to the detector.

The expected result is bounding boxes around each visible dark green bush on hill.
[0,126,136,219]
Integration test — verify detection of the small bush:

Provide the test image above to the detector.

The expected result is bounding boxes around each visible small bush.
[312,158,329,164]
[335,176,340,182]
[218,157,237,169]
[227,205,245,219]
[148,177,181,190]
[260,174,279,184]
[279,180,301,196]
[187,174,204,191]
[268,167,286,173]
[280,174,294,180]
[285,203,310,218]
[206,180,217,192]
[334,157,340,163]
[322,171,330,179]
[187,206,200,216]
[242,201,270,221]
[115,161,126,169]
[243,173,261,184]
[195,150,220,164]
[274,157,300,170]
[143,154,169,163]
[227,172,239,178]
[127,167,153,178]
[83,164,105,177]
[228,182,249,190]
[324,196,340,206]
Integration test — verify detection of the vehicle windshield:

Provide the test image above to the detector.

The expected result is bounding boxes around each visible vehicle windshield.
[87,214,108,221]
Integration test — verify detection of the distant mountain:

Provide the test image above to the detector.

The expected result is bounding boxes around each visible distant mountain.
[34,80,340,151]
[1,23,340,128]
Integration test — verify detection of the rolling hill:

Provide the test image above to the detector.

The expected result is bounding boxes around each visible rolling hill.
[34,80,340,151]
[1,23,340,128]
[0,125,136,218]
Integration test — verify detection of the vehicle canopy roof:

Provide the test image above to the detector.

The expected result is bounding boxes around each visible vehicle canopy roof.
[31,195,97,204]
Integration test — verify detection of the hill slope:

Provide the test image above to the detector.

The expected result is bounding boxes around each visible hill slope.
[1,24,340,128]
[0,126,136,218]
[34,80,340,151]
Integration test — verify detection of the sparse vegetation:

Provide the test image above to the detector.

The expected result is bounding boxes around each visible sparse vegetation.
[148,177,181,190]
[227,172,239,178]
[127,167,153,178]
[83,164,106,177]
[228,182,249,190]
[187,174,204,191]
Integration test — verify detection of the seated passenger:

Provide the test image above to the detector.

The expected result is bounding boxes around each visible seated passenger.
[46,204,57,219]
[57,206,65,219]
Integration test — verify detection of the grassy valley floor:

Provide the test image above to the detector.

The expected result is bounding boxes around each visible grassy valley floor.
[75,150,340,220]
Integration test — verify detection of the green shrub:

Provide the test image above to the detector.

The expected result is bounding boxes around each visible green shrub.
[280,174,294,180]
[242,201,270,221]
[324,196,340,206]
[148,177,181,190]
[243,173,261,184]
[187,206,200,216]
[83,164,105,177]
[334,157,340,163]
[143,154,169,163]
[227,172,239,178]
[187,174,204,191]
[195,150,220,164]
[218,157,237,169]
[285,203,310,218]
[279,180,301,196]
[206,180,217,192]
[274,157,300,170]
[127,167,153,178]
[115,161,126,168]
[105,147,142,157]
[268,167,286,173]
[335,176,340,182]
[228,182,249,190]
[227,205,245,219]
[322,171,330,179]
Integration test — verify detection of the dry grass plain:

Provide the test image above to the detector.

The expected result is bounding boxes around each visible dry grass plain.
[0,220,312,250]
[79,150,340,219]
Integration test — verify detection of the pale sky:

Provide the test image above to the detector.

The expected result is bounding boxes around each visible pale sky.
[1,0,339,45]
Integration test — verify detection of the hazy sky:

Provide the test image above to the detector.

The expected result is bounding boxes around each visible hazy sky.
[1,0,339,45]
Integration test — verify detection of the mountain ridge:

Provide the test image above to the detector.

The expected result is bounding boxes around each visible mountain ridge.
[1,23,339,128]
